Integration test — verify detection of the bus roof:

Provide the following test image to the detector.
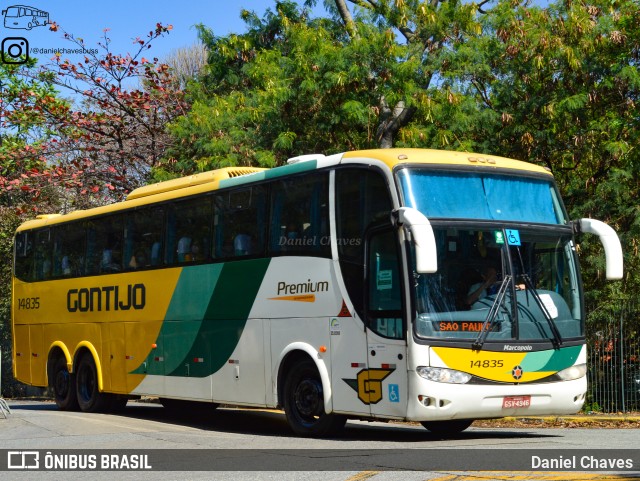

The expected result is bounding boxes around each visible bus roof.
[342,148,552,175]
[16,149,552,232]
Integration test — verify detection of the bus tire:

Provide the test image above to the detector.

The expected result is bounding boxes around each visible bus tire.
[75,352,111,413]
[420,419,473,435]
[50,356,79,411]
[283,359,346,437]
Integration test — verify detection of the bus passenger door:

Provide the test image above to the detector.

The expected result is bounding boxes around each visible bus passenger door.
[365,228,408,419]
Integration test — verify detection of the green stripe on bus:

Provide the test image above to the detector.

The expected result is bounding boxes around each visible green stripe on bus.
[167,258,271,377]
[217,160,318,190]
[131,259,271,377]
[520,345,582,372]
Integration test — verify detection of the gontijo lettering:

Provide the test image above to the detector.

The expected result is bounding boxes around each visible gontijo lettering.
[67,284,146,312]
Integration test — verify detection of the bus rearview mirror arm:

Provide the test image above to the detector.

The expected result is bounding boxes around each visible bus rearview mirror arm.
[392,207,438,274]
[573,218,624,280]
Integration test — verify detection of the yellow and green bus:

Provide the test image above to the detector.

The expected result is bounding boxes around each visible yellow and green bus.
[12,149,623,436]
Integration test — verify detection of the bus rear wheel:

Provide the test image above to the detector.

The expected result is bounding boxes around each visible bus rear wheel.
[283,359,346,437]
[75,352,111,413]
[50,356,79,411]
[421,419,473,435]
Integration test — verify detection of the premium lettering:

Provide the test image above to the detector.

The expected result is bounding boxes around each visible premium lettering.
[67,284,146,312]
[277,279,329,296]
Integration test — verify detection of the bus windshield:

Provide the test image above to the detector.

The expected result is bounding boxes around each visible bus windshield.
[412,227,583,343]
[397,168,566,224]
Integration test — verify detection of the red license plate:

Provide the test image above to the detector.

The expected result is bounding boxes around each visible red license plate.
[502,395,531,409]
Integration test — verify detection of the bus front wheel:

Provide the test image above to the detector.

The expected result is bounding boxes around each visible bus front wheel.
[283,359,346,437]
[50,356,79,411]
[421,419,473,435]
[75,352,111,413]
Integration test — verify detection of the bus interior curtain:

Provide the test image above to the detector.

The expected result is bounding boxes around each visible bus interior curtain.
[404,173,559,224]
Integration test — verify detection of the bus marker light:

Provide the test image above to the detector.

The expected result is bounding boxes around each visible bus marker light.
[193,357,204,363]
[319,346,327,353]
[151,343,157,349]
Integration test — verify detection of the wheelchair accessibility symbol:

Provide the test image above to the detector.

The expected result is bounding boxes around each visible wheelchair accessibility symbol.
[388,384,400,403]
[505,229,521,246]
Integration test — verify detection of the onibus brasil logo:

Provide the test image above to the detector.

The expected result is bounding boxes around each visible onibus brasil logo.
[2,5,49,30]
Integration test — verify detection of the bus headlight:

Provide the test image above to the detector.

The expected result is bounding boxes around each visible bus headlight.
[417,366,472,384]
[556,363,587,381]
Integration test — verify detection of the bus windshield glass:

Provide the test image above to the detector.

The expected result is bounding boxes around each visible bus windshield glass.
[397,169,566,224]
[412,227,583,342]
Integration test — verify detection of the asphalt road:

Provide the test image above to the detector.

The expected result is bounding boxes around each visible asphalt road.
[1,400,639,481]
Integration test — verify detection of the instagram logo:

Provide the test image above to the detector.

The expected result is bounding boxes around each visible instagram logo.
[1,37,29,64]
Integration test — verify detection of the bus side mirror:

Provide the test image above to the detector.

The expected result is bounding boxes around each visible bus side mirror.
[574,218,623,280]
[393,207,438,274]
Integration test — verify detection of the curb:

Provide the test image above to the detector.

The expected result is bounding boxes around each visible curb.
[499,416,640,424]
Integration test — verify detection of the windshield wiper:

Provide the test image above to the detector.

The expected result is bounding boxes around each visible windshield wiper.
[519,275,563,349]
[472,275,511,351]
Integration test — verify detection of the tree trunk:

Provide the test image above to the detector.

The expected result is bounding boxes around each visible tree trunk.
[376,97,415,148]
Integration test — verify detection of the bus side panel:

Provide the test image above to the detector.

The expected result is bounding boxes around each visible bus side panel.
[106,322,127,393]
[29,324,46,386]
[125,321,160,393]
[13,324,31,385]
[211,318,266,405]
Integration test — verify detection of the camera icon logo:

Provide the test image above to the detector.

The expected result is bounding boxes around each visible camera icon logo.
[1,37,29,64]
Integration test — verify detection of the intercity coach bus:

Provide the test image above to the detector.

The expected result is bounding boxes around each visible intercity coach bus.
[12,149,623,436]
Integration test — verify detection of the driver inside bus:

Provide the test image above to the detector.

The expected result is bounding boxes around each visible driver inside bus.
[465,265,498,307]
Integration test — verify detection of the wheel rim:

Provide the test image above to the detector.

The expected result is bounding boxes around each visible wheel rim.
[77,363,95,403]
[54,369,70,398]
[294,378,323,421]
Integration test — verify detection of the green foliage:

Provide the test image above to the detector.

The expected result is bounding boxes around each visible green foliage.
[0,209,24,397]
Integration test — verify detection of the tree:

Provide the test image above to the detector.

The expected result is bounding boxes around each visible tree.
[1,23,189,207]
[431,0,640,323]
[165,0,488,170]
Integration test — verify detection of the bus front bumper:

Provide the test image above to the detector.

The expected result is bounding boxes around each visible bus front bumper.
[406,374,587,421]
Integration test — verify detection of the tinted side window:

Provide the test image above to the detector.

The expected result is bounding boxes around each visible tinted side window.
[53,224,86,277]
[336,169,392,259]
[123,208,164,270]
[166,197,213,264]
[86,216,123,275]
[270,173,330,257]
[214,186,267,259]
[367,229,404,339]
[14,231,34,281]
[34,229,53,280]
[336,169,393,317]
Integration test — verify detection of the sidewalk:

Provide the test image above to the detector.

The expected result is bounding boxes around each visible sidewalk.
[475,414,640,428]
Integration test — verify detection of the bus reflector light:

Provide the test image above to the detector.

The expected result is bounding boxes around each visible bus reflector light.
[319,346,327,353]
[151,343,157,349]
